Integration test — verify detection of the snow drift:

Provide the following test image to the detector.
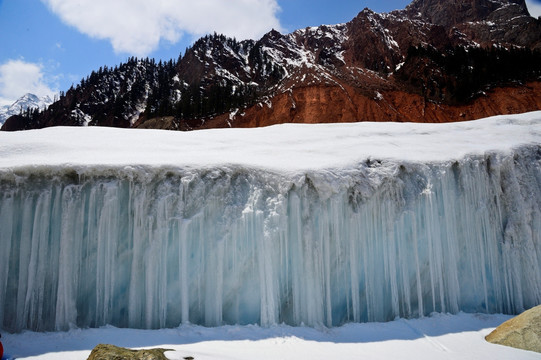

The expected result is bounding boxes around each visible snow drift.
[0,113,540,332]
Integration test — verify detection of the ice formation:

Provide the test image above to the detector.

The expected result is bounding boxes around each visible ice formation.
[0,114,540,332]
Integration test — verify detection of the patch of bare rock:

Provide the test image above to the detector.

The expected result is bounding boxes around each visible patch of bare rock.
[486,304,541,353]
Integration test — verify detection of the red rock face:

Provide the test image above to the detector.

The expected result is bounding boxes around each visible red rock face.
[202,82,541,129]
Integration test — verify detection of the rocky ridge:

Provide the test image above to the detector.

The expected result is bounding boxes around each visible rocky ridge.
[2,0,541,131]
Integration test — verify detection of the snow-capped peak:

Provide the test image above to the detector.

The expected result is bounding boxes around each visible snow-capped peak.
[0,93,54,126]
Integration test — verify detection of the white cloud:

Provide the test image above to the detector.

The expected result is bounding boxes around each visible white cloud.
[526,0,541,17]
[41,0,283,57]
[0,60,58,106]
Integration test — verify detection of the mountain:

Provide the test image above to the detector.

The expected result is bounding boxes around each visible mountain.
[2,0,541,131]
[0,93,53,127]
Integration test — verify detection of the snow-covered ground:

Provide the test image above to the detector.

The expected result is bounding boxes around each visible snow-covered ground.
[1,111,540,172]
[2,313,541,360]
[2,312,540,360]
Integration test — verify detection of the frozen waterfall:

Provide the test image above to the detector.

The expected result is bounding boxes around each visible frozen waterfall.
[0,147,540,332]
[0,115,540,332]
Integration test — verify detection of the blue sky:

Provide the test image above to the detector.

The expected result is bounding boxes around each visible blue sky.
[0,0,540,106]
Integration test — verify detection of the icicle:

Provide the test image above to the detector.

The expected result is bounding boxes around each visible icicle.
[0,148,540,331]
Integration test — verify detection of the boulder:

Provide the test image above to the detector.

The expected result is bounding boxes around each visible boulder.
[86,344,174,360]
[485,305,541,353]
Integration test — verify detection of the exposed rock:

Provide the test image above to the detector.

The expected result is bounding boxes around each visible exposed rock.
[205,82,541,128]
[406,0,528,29]
[485,304,541,353]
[86,344,173,360]
[134,116,181,130]
[1,115,33,132]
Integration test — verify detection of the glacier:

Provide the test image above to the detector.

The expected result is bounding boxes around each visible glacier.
[0,113,540,332]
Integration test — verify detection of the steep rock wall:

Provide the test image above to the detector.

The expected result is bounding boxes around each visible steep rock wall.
[203,82,541,129]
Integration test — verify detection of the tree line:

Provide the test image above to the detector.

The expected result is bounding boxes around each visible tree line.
[398,44,541,104]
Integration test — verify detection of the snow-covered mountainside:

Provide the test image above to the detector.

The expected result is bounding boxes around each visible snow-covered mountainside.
[0,93,52,126]
[0,112,539,331]
[2,0,541,131]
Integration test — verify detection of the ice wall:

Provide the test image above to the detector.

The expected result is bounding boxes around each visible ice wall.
[1,146,540,332]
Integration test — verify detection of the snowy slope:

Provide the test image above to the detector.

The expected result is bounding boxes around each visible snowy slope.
[0,112,540,332]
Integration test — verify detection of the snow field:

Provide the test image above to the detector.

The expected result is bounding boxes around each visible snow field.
[2,313,541,360]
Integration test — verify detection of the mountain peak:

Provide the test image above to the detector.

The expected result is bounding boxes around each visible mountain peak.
[262,28,283,41]
[405,0,530,28]
[18,93,40,102]
[0,93,54,127]
[12,93,53,109]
